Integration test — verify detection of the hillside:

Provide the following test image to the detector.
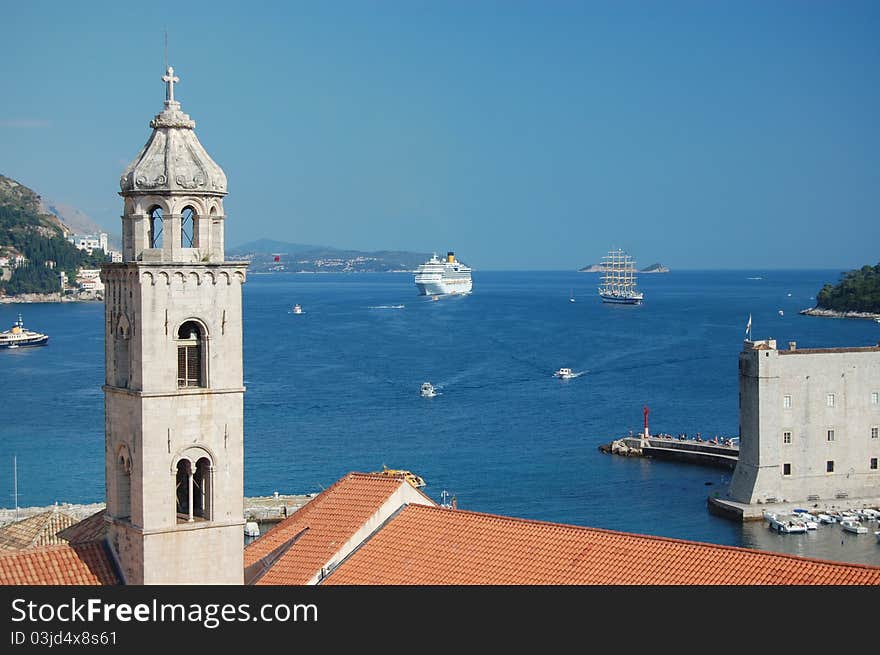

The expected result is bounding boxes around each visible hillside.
[0,174,108,295]
[230,239,432,273]
[814,263,880,314]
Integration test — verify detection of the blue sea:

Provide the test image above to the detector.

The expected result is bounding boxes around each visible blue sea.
[2,269,879,566]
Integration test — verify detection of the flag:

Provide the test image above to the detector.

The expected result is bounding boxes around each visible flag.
[745,313,752,337]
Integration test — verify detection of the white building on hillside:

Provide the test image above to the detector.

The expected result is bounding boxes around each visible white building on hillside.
[69,232,109,255]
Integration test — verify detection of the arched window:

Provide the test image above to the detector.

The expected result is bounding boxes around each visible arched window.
[114,315,130,388]
[116,448,131,520]
[175,459,192,521]
[175,456,213,523]
[177,321,205,388]
[149,207,164,248]
[181,206,198,248]
[194,457,212,519]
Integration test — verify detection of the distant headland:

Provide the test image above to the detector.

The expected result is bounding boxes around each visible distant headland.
[579,262,669,273]
[800,262,880,321]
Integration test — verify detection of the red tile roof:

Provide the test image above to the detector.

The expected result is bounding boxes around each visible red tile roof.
[56,510,108,545]
[323,505,880,585]
[0,542,120,585]
[244,472,431,585]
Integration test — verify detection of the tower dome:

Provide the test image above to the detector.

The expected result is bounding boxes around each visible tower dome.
[119,66,227,196]
[116,67,229,263]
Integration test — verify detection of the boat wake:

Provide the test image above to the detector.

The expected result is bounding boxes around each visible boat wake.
[369,304,405,310]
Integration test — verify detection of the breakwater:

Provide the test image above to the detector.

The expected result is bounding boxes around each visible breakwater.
[599,435,739,470]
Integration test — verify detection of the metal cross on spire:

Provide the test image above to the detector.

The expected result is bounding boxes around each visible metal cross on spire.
[162,66,180,104]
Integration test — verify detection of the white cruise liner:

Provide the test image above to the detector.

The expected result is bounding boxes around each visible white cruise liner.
[414,252,473,296]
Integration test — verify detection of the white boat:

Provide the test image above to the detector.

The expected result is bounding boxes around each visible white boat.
[816,513,835,525]
[763,511,807,534]
[855,508,880,520]
[420,382,438,398]
[569,289,575,303]
[553,367,575,379]
[597,248,643,305]
[292,304,303,314]
[0,314,49,349]
[840,519,868,534]
[414,252,473,296]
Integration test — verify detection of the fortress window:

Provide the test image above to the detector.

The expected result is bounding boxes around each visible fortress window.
[872,392,879,405]
[783,395,792,409]
[783,463,791,476]
[827,429,835,442]
[783,431,792,444]
[148,207,164,248]
[871,458,878,470]
[826,393,835,408]
[177,321,205,388]
[826,460,834,473]
[872,426,878,439]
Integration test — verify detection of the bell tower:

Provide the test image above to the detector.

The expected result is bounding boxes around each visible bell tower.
[101,67,247,584]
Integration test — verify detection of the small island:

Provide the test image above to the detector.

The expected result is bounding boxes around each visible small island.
[800,263,880,320]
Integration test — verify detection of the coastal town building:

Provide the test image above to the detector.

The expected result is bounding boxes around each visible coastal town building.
[74,268,104,293]
[2,68,880,586]
[68,232,109,256]
[726,339,880,507]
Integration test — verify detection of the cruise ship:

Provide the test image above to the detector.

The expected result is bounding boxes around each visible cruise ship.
[414,252,473,296]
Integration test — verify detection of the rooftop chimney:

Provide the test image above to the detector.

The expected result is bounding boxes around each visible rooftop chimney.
[789,341,797,351]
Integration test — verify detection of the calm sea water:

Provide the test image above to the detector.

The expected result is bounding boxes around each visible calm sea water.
[1,269,879,566]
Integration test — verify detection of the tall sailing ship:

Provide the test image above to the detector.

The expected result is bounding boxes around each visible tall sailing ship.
[597,248,643,305]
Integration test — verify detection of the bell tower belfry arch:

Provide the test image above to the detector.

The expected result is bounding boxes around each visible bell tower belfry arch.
[101,67,247,584]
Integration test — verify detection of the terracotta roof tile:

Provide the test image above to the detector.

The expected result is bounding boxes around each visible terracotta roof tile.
[56,510,108,545]
[0,542,120,585]
[0,510,79,550]
[244,472,433,585]
[323,505,880,585]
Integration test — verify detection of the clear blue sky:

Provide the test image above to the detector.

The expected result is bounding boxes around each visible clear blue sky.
[2,1,878,270]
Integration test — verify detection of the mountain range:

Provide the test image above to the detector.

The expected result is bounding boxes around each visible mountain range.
[229,239,431,273]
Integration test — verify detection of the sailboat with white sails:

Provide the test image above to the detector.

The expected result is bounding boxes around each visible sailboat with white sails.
[597,248,643,305]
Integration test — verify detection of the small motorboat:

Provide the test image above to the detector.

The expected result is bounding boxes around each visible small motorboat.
[763,511,807,534]
[840,519,868,534]
[816,513,835,525]
[292,304,303,314]
[554,367,575,379]
[420,382,438,398]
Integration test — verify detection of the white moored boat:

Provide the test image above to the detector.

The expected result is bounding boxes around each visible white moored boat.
[840,519,868,534]
[763,511,807,534]
[420,382,438,398]
[414,252,472,296]
[0,314,49,349]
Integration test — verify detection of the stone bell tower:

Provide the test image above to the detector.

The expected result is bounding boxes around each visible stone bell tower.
[101,67,247,584]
